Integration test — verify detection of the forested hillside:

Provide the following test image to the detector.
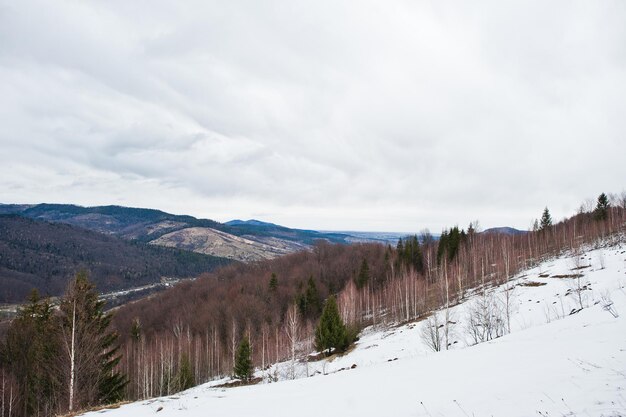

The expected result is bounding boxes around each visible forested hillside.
[0,215,231,303]
[106,194,625,404]
[1,193,624,417]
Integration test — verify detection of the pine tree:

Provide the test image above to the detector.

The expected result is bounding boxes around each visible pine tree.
[437,227,464,264]
[540,207,552,231]
[2,290,61,417]
[176,354,194,391]
[355,259,370,289]
[594,192,610,221]
[268,273,278,292]
[60,271,127,410]
[298,276,322,318]
[407,235,424,273]
[314,296,347,355]
[233,337,252,381]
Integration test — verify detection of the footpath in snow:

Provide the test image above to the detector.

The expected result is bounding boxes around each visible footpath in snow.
[83,242,626,417]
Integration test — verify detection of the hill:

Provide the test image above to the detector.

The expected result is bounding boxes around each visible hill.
[0,215,231,303]
[0,204,354,261]
[82,240,626,417]
[481,226,526,235]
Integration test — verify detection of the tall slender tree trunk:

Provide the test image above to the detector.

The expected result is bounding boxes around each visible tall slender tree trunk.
[68,300,76,412]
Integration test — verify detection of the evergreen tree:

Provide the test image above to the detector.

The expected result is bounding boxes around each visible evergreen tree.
[1,290,61,417]
[176,354,194,391]
[397,235,424,272]
[407,235,424,273]
[437,230,449,264]
[355,259,370,289]
[437,227,465,264]
[233,337,252,381]
[298,276,322,318]
[540,207,552,231]
[268,273,278,292]
[594,192,610,221]
[60,271,127,410]
[314,296,347,355]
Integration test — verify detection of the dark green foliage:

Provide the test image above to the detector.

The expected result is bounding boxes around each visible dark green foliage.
[355,259,370,289]
[297,276,322,318]
[60,271,128,408]
[396,235,424,272]
[437,227,465,264]
[176,354,195,391]
[594,193,610,221]
[269,273,278,291]
[540,207,552,231]
[233,337,252,381]
[314,296,348,355]
[1,290,61,417]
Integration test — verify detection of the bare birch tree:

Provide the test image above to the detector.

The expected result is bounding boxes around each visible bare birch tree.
[284,304,300,379]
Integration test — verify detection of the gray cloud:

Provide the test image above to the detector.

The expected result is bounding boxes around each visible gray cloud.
[1,0,625,232]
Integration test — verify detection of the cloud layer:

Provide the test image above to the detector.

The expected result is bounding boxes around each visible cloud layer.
[1,0,625,231]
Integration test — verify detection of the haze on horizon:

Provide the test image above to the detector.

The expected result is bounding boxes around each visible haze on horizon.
[1,1,624,233]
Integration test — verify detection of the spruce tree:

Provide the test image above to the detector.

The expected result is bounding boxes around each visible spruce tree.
[268,273,278,292]
[314,295,347,355]
[355,259,370,289]
[233,337,252,381]
[298,276,322,318]
[60,271,127,410]
[407,235,424,273]
[176,354,194,391]
[540,207,552,231]
[437,227,464,264]
[2,290,61,417]
[594,192,610,221]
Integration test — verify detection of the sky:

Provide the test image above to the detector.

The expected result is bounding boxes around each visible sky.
[1,1,625,232]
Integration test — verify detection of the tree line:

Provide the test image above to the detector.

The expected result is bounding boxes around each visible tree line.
[0,191,624,416]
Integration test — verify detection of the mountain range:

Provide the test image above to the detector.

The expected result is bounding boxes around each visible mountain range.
[0,203,357,262]
[0,203,525,305]
[0,203,389,303]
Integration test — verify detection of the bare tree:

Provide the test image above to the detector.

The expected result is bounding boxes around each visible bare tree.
[570,248,588,311]
[465,290,505,345]
[420,313,443,352]
[66,299,76,412]
[284,304,300,379]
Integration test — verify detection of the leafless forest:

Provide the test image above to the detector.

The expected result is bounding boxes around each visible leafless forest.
[111,195,626,402]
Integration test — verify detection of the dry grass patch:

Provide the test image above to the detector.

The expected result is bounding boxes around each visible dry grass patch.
[518,281,547,287]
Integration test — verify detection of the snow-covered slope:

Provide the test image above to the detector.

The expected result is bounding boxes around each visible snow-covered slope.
[83,242,626,417]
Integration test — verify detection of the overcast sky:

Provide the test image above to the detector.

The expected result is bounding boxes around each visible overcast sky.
[1,1,624,232]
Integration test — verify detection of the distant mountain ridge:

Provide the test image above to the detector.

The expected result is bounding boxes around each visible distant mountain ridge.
[225,219,280,227]
[1,203,527,264]
[481,226,527,235]
[0,214,230,303]
[0,204,354,262]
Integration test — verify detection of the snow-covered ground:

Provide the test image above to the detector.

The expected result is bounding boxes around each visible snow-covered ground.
[83,241,626,417]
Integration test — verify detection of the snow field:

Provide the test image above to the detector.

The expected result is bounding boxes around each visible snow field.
[83,242,626,417]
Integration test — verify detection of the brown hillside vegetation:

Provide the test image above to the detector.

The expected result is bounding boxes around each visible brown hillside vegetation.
[110,195,626,403]
[1,193,624,416]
